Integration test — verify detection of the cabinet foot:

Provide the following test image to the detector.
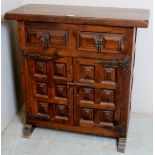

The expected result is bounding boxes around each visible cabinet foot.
[22,124,34,138]
[117,137,126,153]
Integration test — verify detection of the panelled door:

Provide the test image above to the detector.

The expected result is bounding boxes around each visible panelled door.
[26,53,127,130]
[27,54,73,125]
[73,58,122,129]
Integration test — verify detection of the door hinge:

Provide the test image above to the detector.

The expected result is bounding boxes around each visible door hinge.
[26,110,49,121]
[22,52,61,61]
[96,56,129,71]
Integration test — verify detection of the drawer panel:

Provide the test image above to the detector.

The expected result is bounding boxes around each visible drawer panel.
[25,23,69,49]
[77,31,125,53]
[21,22,133,60]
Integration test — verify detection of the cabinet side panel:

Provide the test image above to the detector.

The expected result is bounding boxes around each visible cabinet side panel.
[117,28,136,137]
[17,21,31,120]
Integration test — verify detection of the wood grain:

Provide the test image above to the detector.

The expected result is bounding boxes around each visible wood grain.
[4,4,149,27]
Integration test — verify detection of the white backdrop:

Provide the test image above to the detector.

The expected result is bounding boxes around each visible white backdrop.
[1,0,23,132]
[2,0,152,132]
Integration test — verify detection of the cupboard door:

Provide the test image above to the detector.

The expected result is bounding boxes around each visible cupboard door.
[73,58,125,131]
[27,55,73,125]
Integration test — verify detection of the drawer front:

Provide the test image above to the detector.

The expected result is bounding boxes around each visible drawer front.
[25,23,69,49]
[20,22,133,60]
[77,31,125,53]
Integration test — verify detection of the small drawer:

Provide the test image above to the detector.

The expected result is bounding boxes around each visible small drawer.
[77,31,126,53]
[25,24,69,49]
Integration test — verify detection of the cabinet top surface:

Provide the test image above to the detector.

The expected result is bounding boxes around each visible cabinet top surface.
[4,4,149,28]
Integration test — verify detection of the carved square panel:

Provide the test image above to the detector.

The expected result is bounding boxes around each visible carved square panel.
[36,82,48,95]
[101,110,113,123]
[38,102,48,114]
[102,67,115,82]
[80,87,94,101]
[55,105,67,117]
[101,89,114,103]
[35,61,47,75]
[104,35,125,51]
[80,65,95,80]
[54,63,66,77]
[81,108,94,121]
[55,84,67,98]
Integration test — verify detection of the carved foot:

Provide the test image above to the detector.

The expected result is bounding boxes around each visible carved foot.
[117,137,126,153]
[22,124,34,138]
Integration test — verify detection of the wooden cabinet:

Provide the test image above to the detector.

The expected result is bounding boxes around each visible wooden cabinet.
[4,4,149,153]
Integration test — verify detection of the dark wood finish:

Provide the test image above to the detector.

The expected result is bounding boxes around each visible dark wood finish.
[4,5,149,153]
[4,4,149,27]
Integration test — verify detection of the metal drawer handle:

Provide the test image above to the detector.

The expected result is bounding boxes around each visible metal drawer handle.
[40,32,51,48]
[94,35,104,53]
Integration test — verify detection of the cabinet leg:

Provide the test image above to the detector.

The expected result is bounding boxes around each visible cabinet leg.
[22,124,34,138]
[117,137,126,153]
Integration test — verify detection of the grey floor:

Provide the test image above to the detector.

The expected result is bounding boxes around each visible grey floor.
[2,110,152,155]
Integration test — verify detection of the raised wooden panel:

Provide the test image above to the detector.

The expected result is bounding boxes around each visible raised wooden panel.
[101,89,114,103]
[78,32,98,49]
[74,58,97,84]
[77,31,125,53]
[100,110,113,123]
[36,82,48,96]
[55,104,68,120]
[102,67,115,82]
[53,57,73,82]
[38,102,49,114]
[80,65,95,81]
[104,34,125,51]
[25,24,69,48]
[35,61,47,75]
[54,63,66,77]
[81,108,94,121]
[80,87,94,101]
[55,84,67,98]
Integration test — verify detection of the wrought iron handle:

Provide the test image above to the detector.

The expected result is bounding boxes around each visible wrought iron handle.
[40,32,51,48]
[24,53,61,61]
[94,35,104,53]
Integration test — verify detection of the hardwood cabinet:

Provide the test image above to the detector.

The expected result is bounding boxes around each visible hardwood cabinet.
[4,4,149,153]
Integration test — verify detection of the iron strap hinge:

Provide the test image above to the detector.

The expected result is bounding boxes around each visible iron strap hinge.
[96,56,129,71]
[26,110,49,121]
[22,52,61,61]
